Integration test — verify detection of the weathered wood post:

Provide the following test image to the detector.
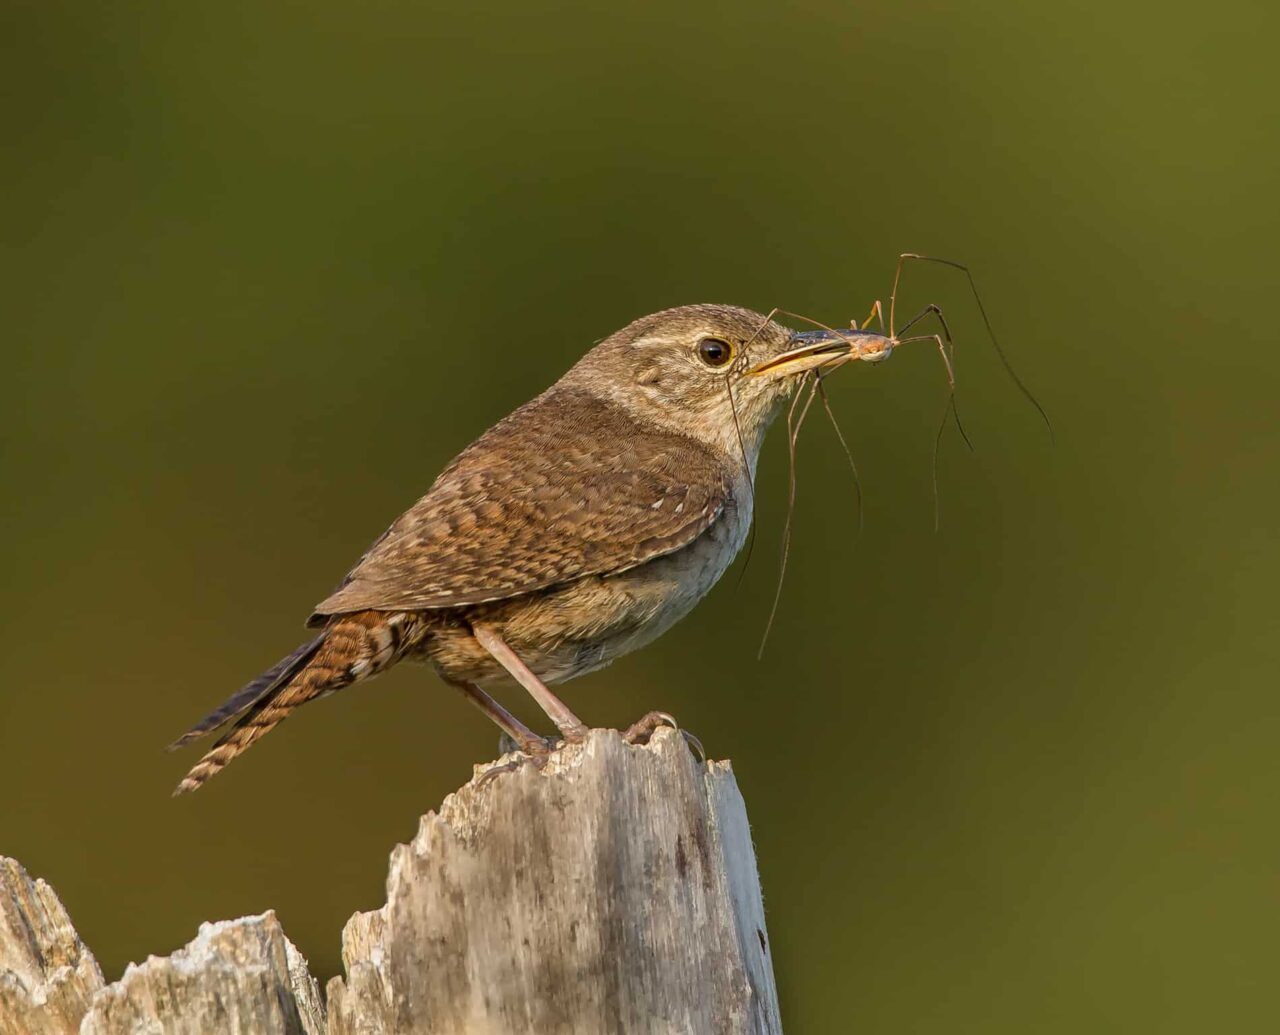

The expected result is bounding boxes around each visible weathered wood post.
[1,728,782,1034]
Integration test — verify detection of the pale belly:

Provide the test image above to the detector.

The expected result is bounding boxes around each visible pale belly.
[418,502,751,689]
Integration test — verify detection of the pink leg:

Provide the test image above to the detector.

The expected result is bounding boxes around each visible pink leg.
[444,677,551,755]
[471,624,589,742]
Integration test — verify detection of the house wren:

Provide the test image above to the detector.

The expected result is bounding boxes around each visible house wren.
[171,304,890,793]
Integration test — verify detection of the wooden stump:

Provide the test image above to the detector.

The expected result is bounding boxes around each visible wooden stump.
[1,728,783,1034]
[0,857,105,1035]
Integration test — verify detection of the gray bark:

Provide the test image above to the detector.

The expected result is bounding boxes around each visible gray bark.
[79,913,325,1035]
[0,727,781,1034]
[0,857,105,1035]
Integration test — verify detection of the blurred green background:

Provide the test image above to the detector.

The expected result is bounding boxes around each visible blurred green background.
[3,1,1278,1030]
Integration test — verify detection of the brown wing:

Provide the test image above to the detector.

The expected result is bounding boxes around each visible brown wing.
[309,388,737,621]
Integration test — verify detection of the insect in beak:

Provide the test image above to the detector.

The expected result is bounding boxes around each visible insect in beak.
[746,328,894,380]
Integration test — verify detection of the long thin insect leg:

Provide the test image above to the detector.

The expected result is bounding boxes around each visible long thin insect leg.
[896,301,945,339]
[758,375,819,659]
[949,393,974,452]
[734,306,822,590]
[861,300,885,331]
[896,330,968,527]
[888,253,911,337]
[898,333,956,389]
[897,306,975,452]
[814,377,864,533]
[897,253,1053,439]
[931,395,960,533]
[743,306,782,351]
[891,278,968,465]
[759,380,811,604]
[731,304,782,500]
[728,375,759,588]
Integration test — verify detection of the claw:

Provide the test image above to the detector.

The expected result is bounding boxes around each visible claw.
[622,712,706,762]
[622,710,678,743]
[679,729,707,763]
[477,751,550,788]
[480,730,561,787]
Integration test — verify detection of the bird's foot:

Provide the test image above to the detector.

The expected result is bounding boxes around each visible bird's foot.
[480,725,590,787]
[497,732,560,757]
[622,711,706,762]
[476,752,549,787]
[477,731,556,787]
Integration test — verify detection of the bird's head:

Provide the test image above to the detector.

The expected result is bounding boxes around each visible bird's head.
[561,304,884,468]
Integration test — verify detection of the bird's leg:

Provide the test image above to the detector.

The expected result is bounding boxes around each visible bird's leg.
[470,624,590,743]
[443,677,553,755]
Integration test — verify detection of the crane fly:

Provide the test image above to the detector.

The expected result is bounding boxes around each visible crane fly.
[750,253,1051,656]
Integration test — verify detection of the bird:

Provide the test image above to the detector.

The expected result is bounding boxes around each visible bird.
[171,304,890,794]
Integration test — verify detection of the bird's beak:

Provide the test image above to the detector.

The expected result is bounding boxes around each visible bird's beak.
[746,328,861,380]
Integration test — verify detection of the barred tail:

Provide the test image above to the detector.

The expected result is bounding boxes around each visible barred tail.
[168,635,326,749]
[172,611,415,795]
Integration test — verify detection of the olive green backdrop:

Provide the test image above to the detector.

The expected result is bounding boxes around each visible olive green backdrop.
[3,2,1277,1031]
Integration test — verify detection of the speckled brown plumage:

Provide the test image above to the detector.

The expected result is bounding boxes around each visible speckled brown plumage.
[310,390,734,617]
[171,303,862,793]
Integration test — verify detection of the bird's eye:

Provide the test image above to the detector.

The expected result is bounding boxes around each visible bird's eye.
[696,338,734,367]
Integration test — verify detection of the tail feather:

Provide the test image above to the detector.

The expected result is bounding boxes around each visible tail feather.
[168,635,326,749]
[172,612,417,795]
[172,663,344,796]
